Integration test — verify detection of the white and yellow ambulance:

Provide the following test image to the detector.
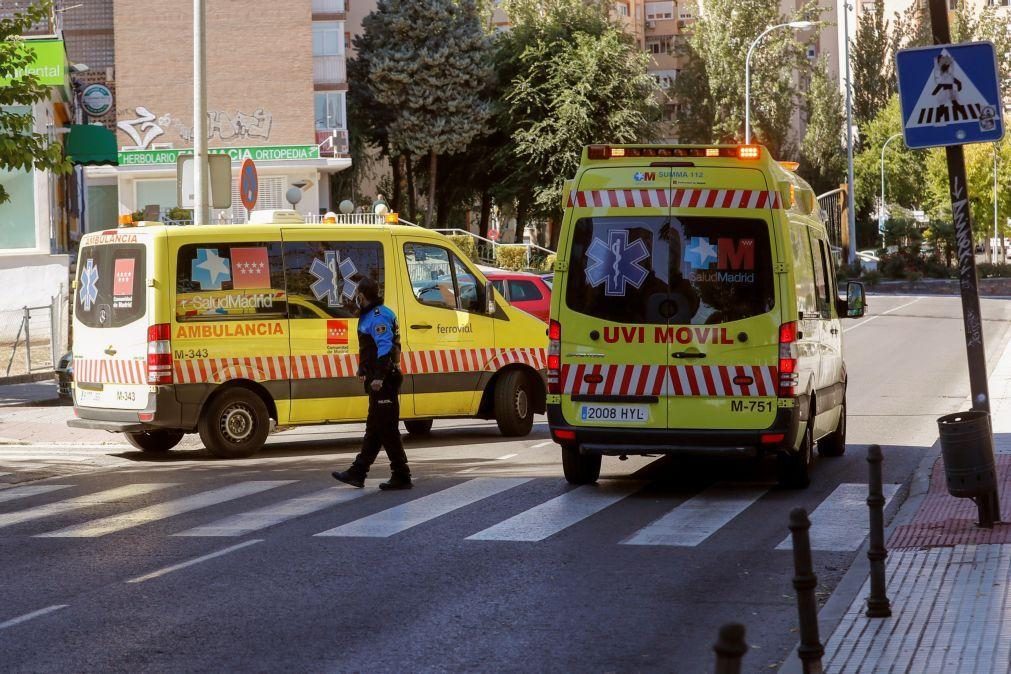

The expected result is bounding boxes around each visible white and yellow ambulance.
[547,145,866,487]
[68,210,547,458]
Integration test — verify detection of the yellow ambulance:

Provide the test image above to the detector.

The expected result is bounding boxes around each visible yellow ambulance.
[68,210,547,458]
[547,145,866,488]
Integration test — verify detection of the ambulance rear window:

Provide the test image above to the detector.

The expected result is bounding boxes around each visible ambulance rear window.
[76,244,146,328]
[565,216,774,325]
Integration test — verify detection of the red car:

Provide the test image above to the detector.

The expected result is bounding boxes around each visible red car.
[482,268,552,322]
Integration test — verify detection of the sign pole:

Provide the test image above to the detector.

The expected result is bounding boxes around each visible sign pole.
[927,0,999,523]
[193,0,209,225]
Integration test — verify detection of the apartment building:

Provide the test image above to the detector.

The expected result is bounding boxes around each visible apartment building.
[81,0,352,230]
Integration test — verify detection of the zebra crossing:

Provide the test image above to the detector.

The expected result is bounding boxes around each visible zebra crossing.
[0,477,899,551]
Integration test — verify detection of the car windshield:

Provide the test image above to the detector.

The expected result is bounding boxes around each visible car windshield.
[565,216,775,325]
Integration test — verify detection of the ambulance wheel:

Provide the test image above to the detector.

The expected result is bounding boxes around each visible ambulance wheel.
[495,370,534,437]
[777,415,813,489]
[404,419,433,436]
[562,444,601,485]
[125,430,183,453]
[817,399,847,457]
[199,388,270,459]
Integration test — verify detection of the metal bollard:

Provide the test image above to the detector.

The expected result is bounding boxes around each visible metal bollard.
[789,508,825,674]
[866,444,892,618]
[713,623,747,674]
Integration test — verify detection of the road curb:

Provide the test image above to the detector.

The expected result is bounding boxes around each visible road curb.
[776,442,939,674]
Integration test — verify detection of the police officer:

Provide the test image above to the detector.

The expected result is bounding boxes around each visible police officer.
[332,277,412,490]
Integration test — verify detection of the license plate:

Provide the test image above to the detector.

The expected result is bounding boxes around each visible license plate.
[579,404,649,424]
[75,388,103,405]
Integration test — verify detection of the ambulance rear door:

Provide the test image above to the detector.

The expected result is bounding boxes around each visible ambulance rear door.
[559,167,672,431]
[72,230,154,411]
[664,168,783,432]
[280,229,390,423]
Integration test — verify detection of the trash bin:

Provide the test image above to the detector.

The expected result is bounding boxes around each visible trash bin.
[937,410,997,498]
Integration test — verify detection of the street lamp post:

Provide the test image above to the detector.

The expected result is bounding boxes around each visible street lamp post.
[193,0,209,225]
[744,20,817,145]
[879,133,903,247]
[993,144,1000,264]
[843,1,857,265]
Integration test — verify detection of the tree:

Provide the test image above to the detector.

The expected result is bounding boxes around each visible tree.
[498,0,660,245]
[800,58,845,195]
[366,0,493,226]
[0,0,71,205]
[850,0,894,125]
[670,0,814,158]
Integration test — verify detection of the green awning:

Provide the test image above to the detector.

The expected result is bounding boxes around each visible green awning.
[65,124,118,166]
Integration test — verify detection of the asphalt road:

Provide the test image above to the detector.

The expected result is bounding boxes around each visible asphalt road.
[1,295,1009,673]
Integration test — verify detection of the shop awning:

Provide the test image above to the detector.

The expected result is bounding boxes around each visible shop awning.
[65,124,118,166]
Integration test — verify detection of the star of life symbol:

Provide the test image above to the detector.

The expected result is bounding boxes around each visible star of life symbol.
[309,251,359,306]
[585,230,649,296]
[80,258,99,311]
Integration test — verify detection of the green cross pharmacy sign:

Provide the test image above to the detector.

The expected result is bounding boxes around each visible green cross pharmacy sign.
[118,145,322,166]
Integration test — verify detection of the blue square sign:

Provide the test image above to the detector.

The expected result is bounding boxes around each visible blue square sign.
[896,41,1005,149]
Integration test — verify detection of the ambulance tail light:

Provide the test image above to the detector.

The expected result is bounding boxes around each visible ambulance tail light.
[547,319,562,395]
[147,323,174,385]
[778,321,799,397]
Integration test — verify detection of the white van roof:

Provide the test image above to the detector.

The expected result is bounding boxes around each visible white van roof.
[248,209,304,224]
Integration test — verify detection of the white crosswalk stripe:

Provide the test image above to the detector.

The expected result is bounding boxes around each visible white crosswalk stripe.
[175,482,381,537]
[315,478,532,538]
[35,481,293,538]
[0,484,175,529]
[775,483,901,552]
[623,485,768,547]
[0,484,71,504]
[467,481,643,542]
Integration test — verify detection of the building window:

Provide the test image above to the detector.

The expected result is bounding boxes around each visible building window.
[135,179,178,212]
[0,169,37,249]
[645,1,675,20]
[651,69,679,90]
[314,92,346,131]
[312,21,344,56]
[614,2,629,17]
[646,35,674,54]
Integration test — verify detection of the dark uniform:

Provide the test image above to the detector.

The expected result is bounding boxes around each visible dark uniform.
[334,296,411,488]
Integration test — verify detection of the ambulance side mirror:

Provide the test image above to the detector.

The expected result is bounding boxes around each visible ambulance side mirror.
[844,281,866,318]
[485,281,497,316]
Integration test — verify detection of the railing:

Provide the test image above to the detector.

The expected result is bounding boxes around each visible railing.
[433,229,555,269]
[313,55,346,84]
[817,188,846,251]
[1,288,67,380]
[311,0,345,13]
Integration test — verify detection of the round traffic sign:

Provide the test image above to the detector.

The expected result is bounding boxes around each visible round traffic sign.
[240,159,258,211]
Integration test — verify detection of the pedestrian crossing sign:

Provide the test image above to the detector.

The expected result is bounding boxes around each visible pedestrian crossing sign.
[896,41,1005,149]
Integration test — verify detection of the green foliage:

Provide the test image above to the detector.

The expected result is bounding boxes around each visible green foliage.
[977,263,1011,279]
[499,0,660,220]
[494,246,528,271]
[670,0,815,158]
[851,0,895,125]
[853,97,927,219]
[447,234,479,262]
[0,0,71,205]
[861,270,882,287]
[800,59,845,195]
[539,253,556,273]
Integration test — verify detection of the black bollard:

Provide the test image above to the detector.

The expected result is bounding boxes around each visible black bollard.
[713,623,747,674]
[789,508,825,674]
[866,444,892,617]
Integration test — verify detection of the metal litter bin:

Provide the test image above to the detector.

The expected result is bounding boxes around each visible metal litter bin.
[937,410,996,498]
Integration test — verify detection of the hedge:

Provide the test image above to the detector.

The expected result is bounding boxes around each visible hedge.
[447,235,479,263]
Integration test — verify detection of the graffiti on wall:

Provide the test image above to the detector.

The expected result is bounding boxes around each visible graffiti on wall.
[117,107,274,149]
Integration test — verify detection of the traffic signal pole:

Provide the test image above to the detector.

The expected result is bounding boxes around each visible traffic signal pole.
[927,0,1000,524]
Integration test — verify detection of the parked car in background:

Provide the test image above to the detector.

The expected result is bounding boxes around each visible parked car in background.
[541,273,553,289]
[56,350,73,400]
[481,268,552,322]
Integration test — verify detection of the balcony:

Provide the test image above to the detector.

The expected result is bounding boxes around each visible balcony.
[316,129,349,156]
[313,55,346,85]
[312,0,345,14]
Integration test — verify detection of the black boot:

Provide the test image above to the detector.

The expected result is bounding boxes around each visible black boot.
[379,474,412,491]
[332,469,365,488]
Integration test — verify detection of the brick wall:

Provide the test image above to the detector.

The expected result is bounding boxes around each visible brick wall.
[113,0,315,149]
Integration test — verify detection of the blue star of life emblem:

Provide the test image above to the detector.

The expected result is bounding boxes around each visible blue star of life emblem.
[585,230,650,296]
[80,258,99,311]
[309,251,359,306]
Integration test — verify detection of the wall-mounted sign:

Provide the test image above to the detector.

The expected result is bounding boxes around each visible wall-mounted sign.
[0,39,67,87]
[82,84,113,117]
[119,144,322,166]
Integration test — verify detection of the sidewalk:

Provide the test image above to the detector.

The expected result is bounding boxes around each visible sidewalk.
[788,328,1011,673]
[0,380,62,408]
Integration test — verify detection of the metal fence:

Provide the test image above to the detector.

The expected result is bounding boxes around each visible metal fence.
[0,287,69,380]
[817,188,845,252]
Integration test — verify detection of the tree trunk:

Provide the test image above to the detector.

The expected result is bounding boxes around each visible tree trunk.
[406,154,417,222]
[390,153,403,215]
[428,150,438,228]
[478,189,492,239]
[548,215,560,250]
[516,191,530,244]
